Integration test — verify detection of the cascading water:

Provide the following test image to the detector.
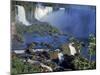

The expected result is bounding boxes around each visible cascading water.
[58,52,64,64]
[16,5,31,26]
[68,43,77,55]
[34,4,53,21]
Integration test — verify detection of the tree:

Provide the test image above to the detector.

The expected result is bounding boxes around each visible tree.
[11,56,25,75]
[88,34,96,68]
[72,55,90,70]
[72,34,96,70]
[11,55,42,74]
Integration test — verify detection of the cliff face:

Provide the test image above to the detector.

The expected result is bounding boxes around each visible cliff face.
[11,1,63,25]
[12,1,60,24]
[12,1,37,23]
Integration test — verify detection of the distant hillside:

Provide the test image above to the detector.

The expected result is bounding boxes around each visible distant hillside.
[14,21,60,43]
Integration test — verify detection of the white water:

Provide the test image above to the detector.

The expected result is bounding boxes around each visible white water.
[59,8,65,10]
[34,4,53,21]
[14,50,25,54]
[69,43,77,55]
[58,52,64,63]
[16,5,31,26]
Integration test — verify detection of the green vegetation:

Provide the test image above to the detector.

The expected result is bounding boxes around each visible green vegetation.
[16,22,59,34]
[71,34,96,70]
[11,34,96,74]
[11,55,42,75]
[73,55,96,70]
[88,34,96,68]
[26,23,60,34]
[11,51,58,75]
[15,22,60,43]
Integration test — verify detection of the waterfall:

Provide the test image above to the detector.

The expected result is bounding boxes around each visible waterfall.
[58,52,64,64]
[34,4,53,21]
[69,43,77,55]
[16,5,31,26]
